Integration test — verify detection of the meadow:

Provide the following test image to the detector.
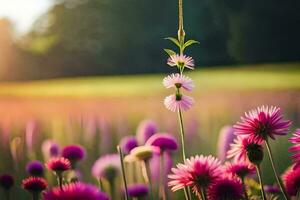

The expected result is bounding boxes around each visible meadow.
[0,62,300,199]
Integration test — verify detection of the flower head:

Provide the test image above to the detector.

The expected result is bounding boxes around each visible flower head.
[163,73,194,91]
[127,183,149,198]
[227,136,264,165]
[22,176,48,194]
[167,54,194,70]
[136,120,158,145]
[45,157,71,173]
[43,182,109,200]
[26,160,44,177]
[264,184,280,194]
[0,174,14,190]
[42,140,60,159]
[168,155,222,197]
[234,106,291,142]
[289,129,300,169]
[225,161,255,179]
[282,166,300,196]
[62,145,86,168]
[217,125,236,162]
[146,133,178,152]
[164,94,194,112]
[130,146,159,161]
[207,176,244,200]
[92,154,120,182]
[119,136,138,155]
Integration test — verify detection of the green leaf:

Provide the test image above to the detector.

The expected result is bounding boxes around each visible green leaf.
[183,39,200,50]
[164,49,176,56]
[165,37,181,48]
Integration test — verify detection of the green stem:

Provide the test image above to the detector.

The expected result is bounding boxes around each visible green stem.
[32,193,39,200]
[56,172,63,191]
[241,178,248,200]
[4,190,10,200]
[109,179,116,200]
[255,165,266,200]
[117,146,129,200]
[265,140,290,200]
[178,0,185,45]
[159,152,166,200]
[144,161,154,200]
[200,187,207,200]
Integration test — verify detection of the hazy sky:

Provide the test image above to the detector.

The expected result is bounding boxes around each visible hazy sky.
[0,0,53,34]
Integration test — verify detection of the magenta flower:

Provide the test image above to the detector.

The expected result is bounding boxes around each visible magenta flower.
[91,154,120,182]
[289,129,300,169]
[163,73,194,91]
[0,174,14,190]
[136,120,158,145]
[282,167,300,196]
[164,94,194,112]
[43,182,109,200]
[207,175,244,200]
[264,185,281,194]
[217,125,236,162]
[42,140,60,159]
[22,176,48,193]
[234,106,291,142]
[127,183,149,198]
[119,136,138,155]
[167,54,195,69]
[26,160,44,177]
[225,161,255,179]
[45,157,71,173]
[227,136,264,165]
[146,133,178,152]
[168,155,222,197]
[62,145,86,168]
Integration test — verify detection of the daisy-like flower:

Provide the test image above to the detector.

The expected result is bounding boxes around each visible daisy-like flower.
[207,175,244,200]
[227,136,264,165]
[168,155,222,197]
[282,166,300,196]
[26,160,44,177]
[289,129,300,169]
[225,161,255,179]
[164,94,194,112]
[163,73,194,91]
[22,176,48,194]
[146,133,178,152]
[167,54,194,70]
[234,106,291,142]
[127,183,149,198]
[43,182,109,200]
[45,157,71,173]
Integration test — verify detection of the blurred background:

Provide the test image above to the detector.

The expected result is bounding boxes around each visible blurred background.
[0,0,300,199]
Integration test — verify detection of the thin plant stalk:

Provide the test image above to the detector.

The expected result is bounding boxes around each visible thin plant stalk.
[255,165,266,200]
[4,190,10,200]
[32,193,39,200]
[265,140,290,200]
[159,152,166,200]
[109,179,116,200]
[56,172,63,191]
[296,189,300,200]
[241,178,248,200]
[97,178,103,191]
[117,146,129,200]
[200,187,207,200]
[142,161,154,200]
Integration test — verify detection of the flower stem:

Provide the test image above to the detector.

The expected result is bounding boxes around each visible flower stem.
[56,172,63,191]
[265,140,290,200]
[109,179,116,200]
[97,178,103,191]
[32,193,39,200]
[159,152,166,200]
[255,165,266,200]
[200,187,207,200]
[4,190,10,200]
[117,146,129,200]
[241,178,248,200]
[144,161,154,200]
[178,0,185,45]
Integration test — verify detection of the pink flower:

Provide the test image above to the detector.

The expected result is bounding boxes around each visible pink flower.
[167,54,195,69]
[45,157,71,173]
[22,176,48,193]
[163,73,194,91]
[225,161,255,179]
[164,94,194,112]
[234,106,291,142]
[168,155,222,197]
[289,129,300,169]
[227,136,264,165]
[282,166,300,196]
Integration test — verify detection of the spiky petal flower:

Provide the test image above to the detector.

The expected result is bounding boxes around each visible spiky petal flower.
[26,160,44,177]
[136,120,158,145]
[207,176,244,200]
[92,154,121,182]
[45,157,71,173]
[168,155,222,197]
[163,73,194,91]
[234,106,291,142]
[227,136,264,165]
[289,129,300,169]
[0,174,14,190]
[127,184,149,198]
[22,176,48,193]
[167,54,195,69]
[146,133,178,152]
[119,136,138,155]
[164,94,194,112]
[282,166,300,196]
[225,161,255,179]
[43,182,109,200]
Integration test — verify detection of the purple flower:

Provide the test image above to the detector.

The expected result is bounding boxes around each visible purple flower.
[42,140,60,159]
[119,136,138,155]
[167,54,195,70]
[26,160,44,177]
[0,174,14,190]
[136,120,158,145]
[289,129,300,169]
[234,106,291,142]
[163,73,194,91]
[164,94,194,112]
[150,151,173,182]
[127,184,149,198]
[92,154,120,182]
[62,145,86,168]
[43,182,109,200]
[264,185,281,194]
[217,125,235,162]
[22,176,48,193]
[282,166,300,196]
[146,133,178,152]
